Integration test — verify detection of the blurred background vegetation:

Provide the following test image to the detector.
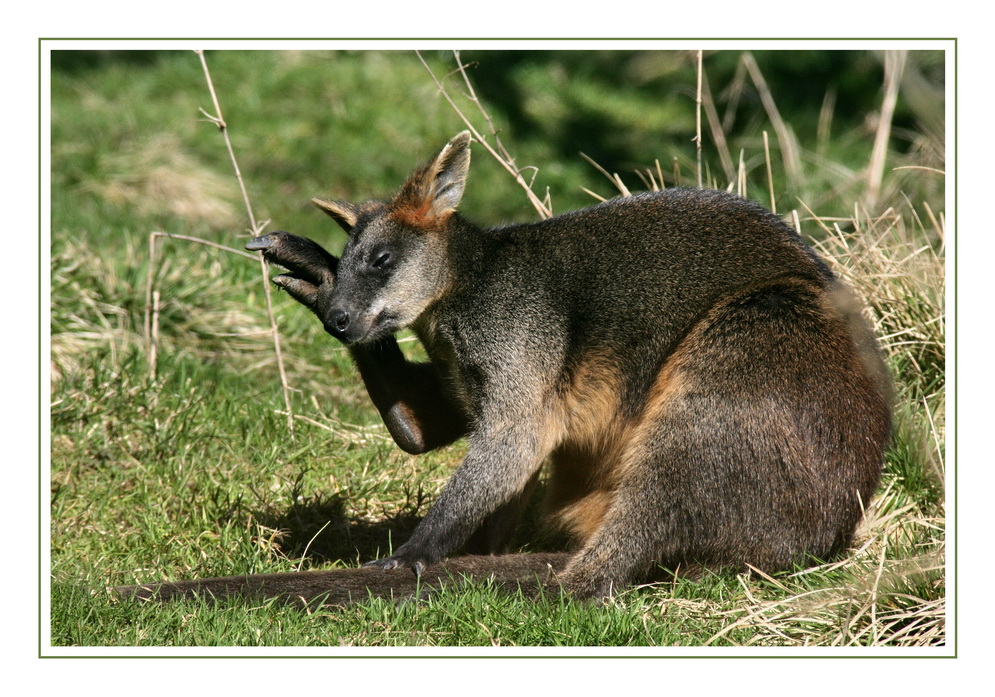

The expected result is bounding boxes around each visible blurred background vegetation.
[51,49,944,252]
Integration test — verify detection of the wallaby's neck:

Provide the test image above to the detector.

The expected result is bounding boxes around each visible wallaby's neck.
[439,212,495,290]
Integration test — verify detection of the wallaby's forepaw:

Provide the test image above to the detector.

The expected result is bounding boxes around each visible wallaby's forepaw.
[247,231,339,312]
[247,231,338,282]
[363,545,440,577]
[363,557,426,577]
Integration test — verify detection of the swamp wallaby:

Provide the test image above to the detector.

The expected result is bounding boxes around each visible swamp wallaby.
[118,132,891,606]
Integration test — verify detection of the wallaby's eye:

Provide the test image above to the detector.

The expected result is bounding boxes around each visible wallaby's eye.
[370,250,393,271]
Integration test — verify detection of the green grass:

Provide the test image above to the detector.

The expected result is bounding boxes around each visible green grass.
[48,48,946,650]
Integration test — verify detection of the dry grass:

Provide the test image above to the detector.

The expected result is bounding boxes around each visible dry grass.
[705,494,944,647]
[51,238,276,386]
[80,134,240,229]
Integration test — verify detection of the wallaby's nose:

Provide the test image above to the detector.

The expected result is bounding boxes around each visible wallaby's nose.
[329,310,350,334]
[324,307,366,344]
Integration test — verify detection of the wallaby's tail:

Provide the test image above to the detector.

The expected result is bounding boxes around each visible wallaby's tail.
[113,553,572,608]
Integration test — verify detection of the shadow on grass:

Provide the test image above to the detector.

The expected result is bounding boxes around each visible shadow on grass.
[250,493,423,567]
[244,477,566,568]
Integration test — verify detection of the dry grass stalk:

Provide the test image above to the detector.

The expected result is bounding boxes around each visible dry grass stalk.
[737,149,747,198]
[867,51,909,208]
[694,50,704,189]
[191,50,295,434]
[149,290,160,382]
[741,52,802,190]
[700,69,736,183]
[817,88,836,154]
[580,187,607,203]
[579,151,632,198]
[763,131,776,213]
[416,50,552,219]
[151,232,260,262]
[144,231,158,350]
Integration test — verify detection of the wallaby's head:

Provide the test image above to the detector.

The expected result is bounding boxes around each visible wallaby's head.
[312,131,472,344]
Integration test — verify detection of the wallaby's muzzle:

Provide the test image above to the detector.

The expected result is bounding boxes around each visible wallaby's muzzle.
[323,307,355,343]
[322,300,382,345]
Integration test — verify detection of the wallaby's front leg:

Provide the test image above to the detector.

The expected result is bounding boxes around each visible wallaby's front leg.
[348,338,468,453]
[247,232,468,453]
[365,407,552,574]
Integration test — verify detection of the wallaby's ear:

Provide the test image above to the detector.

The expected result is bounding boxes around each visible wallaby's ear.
[311,198,359,233]
[391,131,472,229]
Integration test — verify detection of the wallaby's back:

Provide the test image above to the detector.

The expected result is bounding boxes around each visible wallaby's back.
[435,188,852,419]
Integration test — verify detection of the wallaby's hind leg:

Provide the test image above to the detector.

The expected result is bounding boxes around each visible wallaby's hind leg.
[558,278,891,599]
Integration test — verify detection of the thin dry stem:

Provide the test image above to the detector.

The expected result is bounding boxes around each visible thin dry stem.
[579,152,632,198]
[151,231,261,262]
[867,51,908,208]
[580,187,607,202]
[144,232,158,349]
[417,50,552,219]
[721,58,747,133]
[737,150,747,198]
[817,88,836,154]
[194,49,295,435]
[694,50,703,188]
[149,290,160,382]
[763,131,776,213]
[700,70,735,183]
[894,165,946,176]
[295,520,332,573]
[741,52,802,189]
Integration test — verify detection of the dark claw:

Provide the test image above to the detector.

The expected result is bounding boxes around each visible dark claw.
[363,558,400,571]
[245,231,338,286]
[245,232,285,252]
[271,274,320,309]
[362,557,425,577]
